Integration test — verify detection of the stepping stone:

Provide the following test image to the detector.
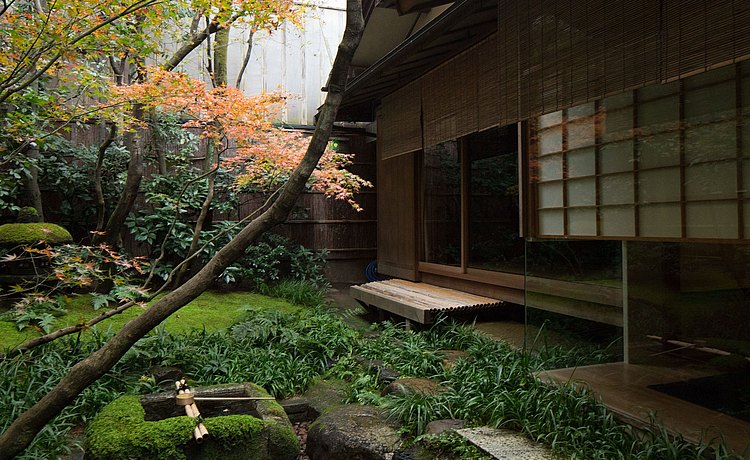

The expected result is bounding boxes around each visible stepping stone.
[456,427,554,460]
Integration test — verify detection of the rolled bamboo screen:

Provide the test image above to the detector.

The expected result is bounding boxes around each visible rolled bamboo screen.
[498,0,750,124]
[379,80,422,160]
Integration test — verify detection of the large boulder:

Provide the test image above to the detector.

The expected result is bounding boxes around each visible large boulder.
[307,405,403,460]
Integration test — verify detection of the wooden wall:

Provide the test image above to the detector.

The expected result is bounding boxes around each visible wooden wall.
[376,150,419,281]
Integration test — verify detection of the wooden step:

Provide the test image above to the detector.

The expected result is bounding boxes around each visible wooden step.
[350,279,503,324]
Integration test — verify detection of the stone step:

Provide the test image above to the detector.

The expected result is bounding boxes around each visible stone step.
[456,427,554,460]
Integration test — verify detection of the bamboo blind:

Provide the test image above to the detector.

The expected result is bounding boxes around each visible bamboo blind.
[503,0,662,122]
[379,80,422,160]
[497,0,750,123]
[476,33,501,132]
[663,0,750,81]
[422,41,482,146]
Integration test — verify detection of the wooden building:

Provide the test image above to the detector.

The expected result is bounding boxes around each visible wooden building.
[339,0,750,453]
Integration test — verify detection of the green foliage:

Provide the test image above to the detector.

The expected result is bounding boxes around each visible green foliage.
[1,304,742,459]
[258,279,328,308]
[229,233,329,290]
[0,223,72,246]
[37,135,130,228]
[0,244,148,332]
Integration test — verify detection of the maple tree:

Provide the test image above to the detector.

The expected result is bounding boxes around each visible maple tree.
[0,0,365,456]
[0,0,300,236]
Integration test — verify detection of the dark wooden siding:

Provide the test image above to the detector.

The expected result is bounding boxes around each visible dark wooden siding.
[377,148,418,280]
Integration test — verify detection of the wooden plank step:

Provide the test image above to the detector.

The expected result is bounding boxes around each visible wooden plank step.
[350,279,504,324]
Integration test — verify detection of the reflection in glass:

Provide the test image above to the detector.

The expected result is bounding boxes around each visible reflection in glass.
[423,141,461,266]
[525,239,623,359]
[467,126,523,273]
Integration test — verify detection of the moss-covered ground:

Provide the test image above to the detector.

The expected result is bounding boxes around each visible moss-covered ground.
[0,290,301,350]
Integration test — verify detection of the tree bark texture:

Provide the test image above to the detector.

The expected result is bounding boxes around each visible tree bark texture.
[23,144,44,222]
[0,0,363,456]
[93,105,144,246]
[235,31,254,88]
[213,26,230,87]
[94,124,117,232]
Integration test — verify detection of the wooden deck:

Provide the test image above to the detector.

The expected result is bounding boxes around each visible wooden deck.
[538,363,750,457]
[350,279,504,324]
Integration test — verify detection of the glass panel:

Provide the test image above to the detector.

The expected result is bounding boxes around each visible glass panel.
[568,208,597,236]
[567,177,596,206]
[602,91,633,110]
[567,147,596,177]
[684,79,735,123]
[568,118,596,149]
[639,168,681,203]
[601,107,633,142]
[539,126,563,155]
[685,201,738,239]
[640,203,682,237]
[525,239,623,359]
[539,154,563,181]
[685,122,736,163]
[743,123,750,158]
[600,140,634,174]
[638,95,679,133]
[639,132,680,169]
[638,81,679,101]
[467,126,524,274]
[745,200,750,237]
[567,102,596,120]
[539,110,563,128]
[423,141,461,266]
[627,241,750,410]
[600,206,635,236]
[538,209,564,235]
[600,173,634,205]
[685,161,737,201]
[538,181,563,208]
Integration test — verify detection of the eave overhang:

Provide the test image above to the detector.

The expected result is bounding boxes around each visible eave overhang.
[338,0,497,121]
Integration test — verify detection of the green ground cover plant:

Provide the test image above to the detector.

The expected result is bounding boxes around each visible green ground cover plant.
[0,291,300,351]
[1,302,744,460]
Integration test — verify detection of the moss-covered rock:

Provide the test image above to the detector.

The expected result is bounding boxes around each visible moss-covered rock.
[16,206,40,223]
[307,405,403,460]
[86,395,298,460]
[0,222,72,246]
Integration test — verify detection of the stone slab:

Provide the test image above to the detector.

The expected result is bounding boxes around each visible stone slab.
[456,427,554,460]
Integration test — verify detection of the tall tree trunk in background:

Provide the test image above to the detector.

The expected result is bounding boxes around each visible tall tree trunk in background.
[235,31,254,88]
[94,123,117,232]
[213,25,230,87]
[23,143,44,221]
[93,104,145,246]
[175,141,220,286]
[0,0,364,456]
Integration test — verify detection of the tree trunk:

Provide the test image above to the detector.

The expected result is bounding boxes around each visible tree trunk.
[213,26,230,87]
[235,31,254,88]
[175,141,220,285]
[0,0,363,456]
[92,105,145,246]
[94,124,117,232]
[23,143,44,222]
